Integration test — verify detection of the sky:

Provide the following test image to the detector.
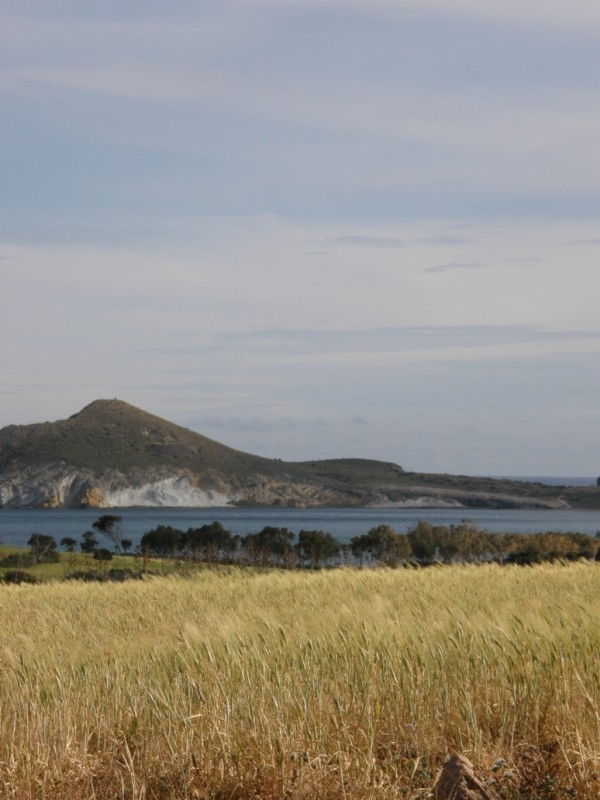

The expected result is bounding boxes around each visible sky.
[1,0,599,477]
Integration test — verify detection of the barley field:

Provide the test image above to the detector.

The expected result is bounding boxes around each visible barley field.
[0,563,598,799]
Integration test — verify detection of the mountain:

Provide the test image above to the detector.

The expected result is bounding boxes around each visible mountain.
[0,399,403,508]
[0,399,597,509]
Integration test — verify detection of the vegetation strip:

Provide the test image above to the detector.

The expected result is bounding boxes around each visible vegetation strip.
[2,516,598,584]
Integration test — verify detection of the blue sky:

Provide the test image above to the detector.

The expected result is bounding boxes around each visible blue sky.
[1,0,599,475]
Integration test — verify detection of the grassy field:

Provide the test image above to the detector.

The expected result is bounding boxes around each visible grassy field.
[0,546,174,582]
[0,562,598,799]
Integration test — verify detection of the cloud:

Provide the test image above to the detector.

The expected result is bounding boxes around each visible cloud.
[216,325,600,363]
[249,0,600,30]
[254,0,600,31]
[4,0,600,32]
[1,64,228,103]
[423,261,485,273]
[2,0,598,229]
[319,235,471,248]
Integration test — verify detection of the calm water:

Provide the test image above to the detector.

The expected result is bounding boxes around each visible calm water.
[1,504,599,549]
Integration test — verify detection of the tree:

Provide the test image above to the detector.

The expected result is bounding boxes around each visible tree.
[184,522,237,558]
[448,521,489,563]
[351,525,411,566]
[121,539,133,554]
[81,530,99,554]
[242,526,295,566]
[28,533,59,563]
[140,525,183,556]
[407,521,444,564]
[295,530,340,567]
[92,515,124,552]
[487,532,510,561]
[60,537,78,553]
[434,525,467,563]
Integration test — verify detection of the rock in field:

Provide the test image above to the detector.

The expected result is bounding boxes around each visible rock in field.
[433,754,499,800]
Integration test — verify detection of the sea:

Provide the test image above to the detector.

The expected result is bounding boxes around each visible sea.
[1,477,598,549]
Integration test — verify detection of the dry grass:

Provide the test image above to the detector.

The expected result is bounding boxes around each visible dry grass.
[0,562,598,799]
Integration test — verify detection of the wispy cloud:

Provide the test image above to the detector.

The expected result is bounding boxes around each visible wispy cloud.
[423,261,485,274]
[319,235,472,248]
[250,0,600,30]
[0,64,228,103]
[217,325,600,358]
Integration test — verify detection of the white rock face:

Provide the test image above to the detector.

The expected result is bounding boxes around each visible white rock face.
[102,476,233,507]
[0,465,90,508]
[0,466,235,508]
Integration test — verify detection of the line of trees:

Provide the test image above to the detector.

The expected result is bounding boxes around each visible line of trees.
[138,523,344,567]
[18,518,600,570]
[137,520,599,568]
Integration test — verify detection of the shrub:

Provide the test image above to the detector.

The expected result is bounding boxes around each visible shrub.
[0,553,35,568]
[93,548,114,562]
[2,570,40,584]
[27,533,59,563]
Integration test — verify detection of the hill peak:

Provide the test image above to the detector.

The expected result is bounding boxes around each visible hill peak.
[70,398,143,419]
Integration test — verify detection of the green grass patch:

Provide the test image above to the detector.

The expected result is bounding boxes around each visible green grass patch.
[0,546,179,582]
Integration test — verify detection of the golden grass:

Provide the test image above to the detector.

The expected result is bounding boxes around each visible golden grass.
[0,563,598,799]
